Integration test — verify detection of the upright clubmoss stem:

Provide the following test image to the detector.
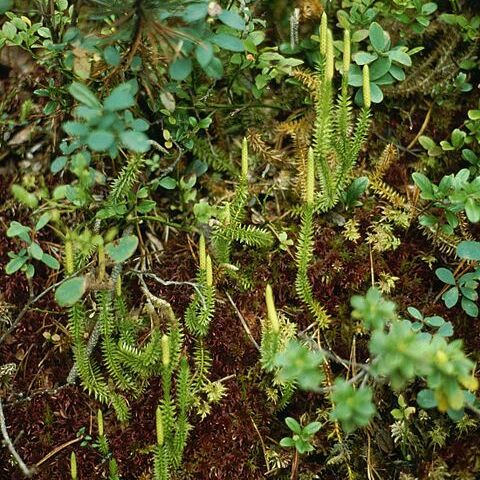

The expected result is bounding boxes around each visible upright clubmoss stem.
[363,65,371,109]
[319,12,327,56]
[306,148,315,205]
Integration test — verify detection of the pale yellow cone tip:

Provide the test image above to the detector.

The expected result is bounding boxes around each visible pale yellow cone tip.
[70,452,77,480]
[156,405,164,446]
[161,334,170,367]
[199,234,206,270]
[306,148,315,205]
[206,255,213,287]
[343,29,351,75]
[362,64,371,109]
[320,12,327,56]
[325,29,334,81]
[65,239,74,275]
[241,137,248,178]
[115,274,122,297]
[97,409,104,437]
[265,284,280,333]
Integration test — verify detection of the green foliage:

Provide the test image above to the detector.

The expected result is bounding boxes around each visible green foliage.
[64,81,150,155]
[351,287,396,330]
[413,169,480,232]
[280,417,322,454]
[211,138,273,266]
[369,320,431,389]
[349,21,416,104]
[5,215,60,278]
[274,339,325,391]
[310,16,371,210]
[84,0,248,82]
[330,380,376,433]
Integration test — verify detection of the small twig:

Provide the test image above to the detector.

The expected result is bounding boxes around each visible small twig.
[225,291,260,351]
[0,399,35,477]
[407,104,433,150]
[34,435,83,468]
[250,415,270,472]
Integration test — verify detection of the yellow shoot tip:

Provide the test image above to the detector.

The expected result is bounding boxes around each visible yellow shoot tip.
[362,64,371,109]
[319,12,327,56]
[199,234,206,270]
[325,29,334,81]
[343,29,351,75]
[265,284,279,333]
[161,334,170,367]
[206,255,213,287]
[241,137,248,178]
[306,148,315,205]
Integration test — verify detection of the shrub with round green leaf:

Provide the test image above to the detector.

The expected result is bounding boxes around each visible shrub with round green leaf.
[280,417,322,454]
[351,287,396,330]
[62,80,151,158]
[435,241,480,318]
[330,380,376,433]
[55,276,87,307]
[426,336,478,412]
[105,235,139,263]
[274,339,324,391]
[369,320,432,390]
[5,215,59,278]
[349,21,414,105]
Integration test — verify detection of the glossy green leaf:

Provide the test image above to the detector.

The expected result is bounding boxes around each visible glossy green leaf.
[104,83,135,111]
[87,130,115,151]
[169,57,192,81]
[55,276,86,306]
[69,82,101,108]
[436,267,456,285]
[5,256,27,274]
[41,253,60,269]
[218,10,245,30]
[120,130,150,153]
[369,22,389,52]
[212,33,244,52]
[417,389,436,409]
[105,235,139,263]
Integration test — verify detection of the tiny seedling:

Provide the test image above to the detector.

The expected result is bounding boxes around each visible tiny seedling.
[5,214,59,278]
